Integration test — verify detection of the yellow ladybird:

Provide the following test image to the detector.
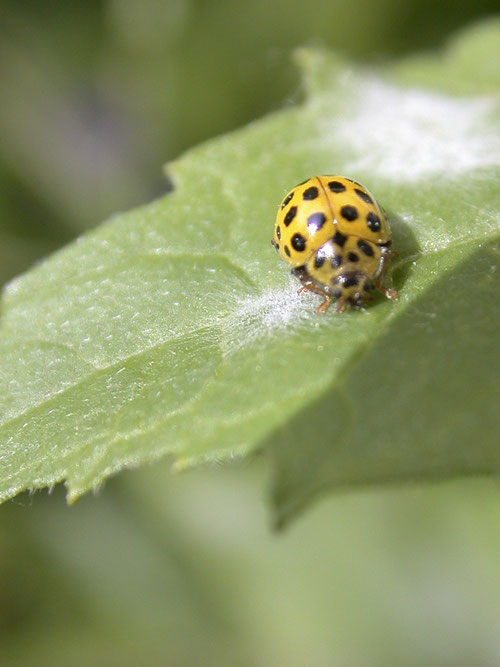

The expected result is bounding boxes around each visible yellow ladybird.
[271,176,398,312]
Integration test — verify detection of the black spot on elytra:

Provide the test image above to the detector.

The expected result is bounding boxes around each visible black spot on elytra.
[284,206,297,226]
[355,188,373,204]
[284,245,291,257]
[357,239,374,256]
[276,226,281,240]
[367,212,381,232]
[291,233,306,252]
[347,252,359,262]
[331,255,342,268]
[314,252,326,269]
[341,205,359,221]
[328,180,346,193]
[332,231,346,247]
[307,212,326,232]
[281,192,294,209]
[303,186,319,200]
[342,275,359,288]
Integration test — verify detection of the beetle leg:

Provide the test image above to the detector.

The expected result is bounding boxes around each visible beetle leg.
[316,295,332,314]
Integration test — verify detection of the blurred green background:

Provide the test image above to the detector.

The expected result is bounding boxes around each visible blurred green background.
[1,1,500,665]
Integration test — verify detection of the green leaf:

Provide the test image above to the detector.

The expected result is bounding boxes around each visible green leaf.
[0,20,499,522]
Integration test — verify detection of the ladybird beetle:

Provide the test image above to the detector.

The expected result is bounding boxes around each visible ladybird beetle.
[271,176,399,313]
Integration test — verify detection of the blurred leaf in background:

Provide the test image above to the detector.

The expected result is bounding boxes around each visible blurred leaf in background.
[0,0,499,282]
[1,2,500,666]
[2,468,500,666]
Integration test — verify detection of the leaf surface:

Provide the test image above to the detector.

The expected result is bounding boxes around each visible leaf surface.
[0,21,499,522]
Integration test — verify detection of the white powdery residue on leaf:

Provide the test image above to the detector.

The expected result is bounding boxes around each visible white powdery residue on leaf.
[219,278,316,355]
[328,78,500,182]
